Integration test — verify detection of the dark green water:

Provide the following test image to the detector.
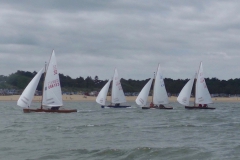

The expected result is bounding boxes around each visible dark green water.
[0,101,239,160]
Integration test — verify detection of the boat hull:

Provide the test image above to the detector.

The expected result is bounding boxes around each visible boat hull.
[142,106,173,109]
[185,106,215,109]
[142,107,151,109]
[156,106,173,109]
[23,108,77,113]
[104,105,131,108]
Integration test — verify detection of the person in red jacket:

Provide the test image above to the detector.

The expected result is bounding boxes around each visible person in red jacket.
[150,102,154,108]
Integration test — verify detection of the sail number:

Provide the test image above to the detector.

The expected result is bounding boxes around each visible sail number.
[115,78,123,90]
[200,77,207,88]
[53,65,58,75]
[159,75,165,87]
[48,79,60,89]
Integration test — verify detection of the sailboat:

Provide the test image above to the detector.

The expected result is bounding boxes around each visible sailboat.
[96,68,131,108]
[177,62,215,109]
[136,64,173,109]
[17,50,77,113]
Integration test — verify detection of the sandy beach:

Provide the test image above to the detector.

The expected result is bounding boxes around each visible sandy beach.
[1,95,240,103]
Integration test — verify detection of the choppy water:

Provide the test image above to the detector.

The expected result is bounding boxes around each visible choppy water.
[0,101,240,160]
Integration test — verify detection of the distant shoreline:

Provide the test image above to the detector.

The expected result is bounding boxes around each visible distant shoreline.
[1,95,240,102]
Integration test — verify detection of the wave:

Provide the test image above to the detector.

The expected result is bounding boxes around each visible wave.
[33,147,212,160]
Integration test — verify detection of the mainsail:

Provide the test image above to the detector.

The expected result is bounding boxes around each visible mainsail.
[17,68,44,108]
[111,69,126,104]
[96,79,111,105]
[136,78,153,107]
[195,62,213,104]
[153,64,169,105]
[42,50,63,107]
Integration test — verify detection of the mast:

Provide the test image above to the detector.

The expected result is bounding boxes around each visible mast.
[194,78,196,107]
[152,71,156,103]
[110,68,115,105]
[41,50,54,109]
[110,78,113,105]
[41,62,47,109]
[152,64,159,105]
[194,62,202,107]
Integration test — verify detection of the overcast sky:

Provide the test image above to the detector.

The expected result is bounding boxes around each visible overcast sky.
[0,0,239,80]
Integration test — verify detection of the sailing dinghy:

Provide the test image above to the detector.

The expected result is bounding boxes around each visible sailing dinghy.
[177,62,215,109]
[96,68,131,108]
[17,50,77,113]
[136,64,173,110]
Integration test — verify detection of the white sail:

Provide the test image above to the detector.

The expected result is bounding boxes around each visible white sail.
[17,68,44,108]
[177,74,195,106]
[195,62,213,104]
[111,69,126,104]
[153,64,169,105]
[96,79,111,105]
[136,78,153,107]
[42,50,63,107]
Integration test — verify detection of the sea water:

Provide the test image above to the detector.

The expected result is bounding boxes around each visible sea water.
[0,101,239,160]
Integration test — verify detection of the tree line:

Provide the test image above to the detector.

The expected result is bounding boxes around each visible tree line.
[2,70,240,95]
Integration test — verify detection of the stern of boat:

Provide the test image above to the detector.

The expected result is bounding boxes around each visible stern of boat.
[23,108,31,113]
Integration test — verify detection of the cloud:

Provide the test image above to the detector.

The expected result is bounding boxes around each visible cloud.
[0,0,239,80]
[206,52,231,59]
